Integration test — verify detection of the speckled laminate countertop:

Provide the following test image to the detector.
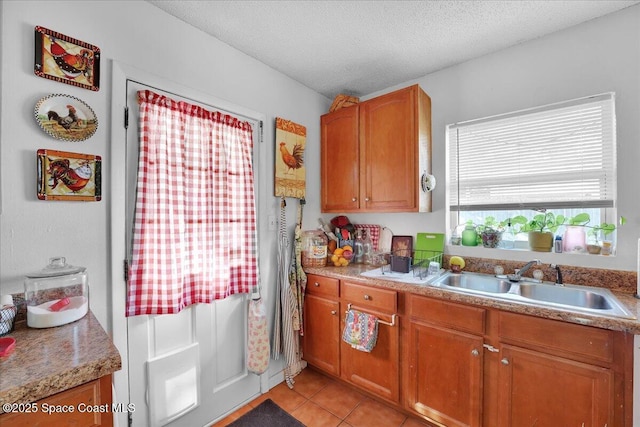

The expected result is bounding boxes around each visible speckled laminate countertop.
[304,264,640,335]
[0,311,121,412]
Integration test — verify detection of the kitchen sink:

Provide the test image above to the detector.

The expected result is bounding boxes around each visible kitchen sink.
[429,271,635,319]
[433,273,513,293]
[519,283,612,310]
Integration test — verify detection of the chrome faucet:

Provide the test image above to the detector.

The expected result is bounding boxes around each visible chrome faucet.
[507,259,541,282]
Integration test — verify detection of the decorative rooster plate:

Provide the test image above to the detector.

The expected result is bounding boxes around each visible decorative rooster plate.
[35,94,98,142]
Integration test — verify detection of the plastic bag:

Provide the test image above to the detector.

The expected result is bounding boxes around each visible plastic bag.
[247,297,270,374]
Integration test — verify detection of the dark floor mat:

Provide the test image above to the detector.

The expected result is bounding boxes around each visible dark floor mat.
[226,398,305,427]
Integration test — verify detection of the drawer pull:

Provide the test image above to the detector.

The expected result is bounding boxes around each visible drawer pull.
[471,349,479,357]
[314,282,320,287]
[501,358,509,365]
[331,310,337,315]
[483,344,499,353]
[346,303,396,327]
[363,294,371,300]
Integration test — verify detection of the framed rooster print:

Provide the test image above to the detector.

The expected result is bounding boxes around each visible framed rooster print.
[274,117,306,199]
[34,26,101,91]
[37,149,102,201]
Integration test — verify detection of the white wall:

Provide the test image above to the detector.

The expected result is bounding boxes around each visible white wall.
[332,4,640,273]
[0,0,330,331]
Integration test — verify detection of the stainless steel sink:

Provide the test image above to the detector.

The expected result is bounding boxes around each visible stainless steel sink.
[429,271,635,319]
[433,273,513,293]
[519,283,612,310]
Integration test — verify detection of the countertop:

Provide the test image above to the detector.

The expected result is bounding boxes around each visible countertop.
[0,311,121,411]
[305,265,640,335]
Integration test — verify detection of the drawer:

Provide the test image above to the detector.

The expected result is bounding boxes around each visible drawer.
[306,274,339,299]
[341,281,397,313]
[409,294,485,335]
[499,312,614,364]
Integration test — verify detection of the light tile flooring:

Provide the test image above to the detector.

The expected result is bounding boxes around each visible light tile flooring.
[213,368,431,427]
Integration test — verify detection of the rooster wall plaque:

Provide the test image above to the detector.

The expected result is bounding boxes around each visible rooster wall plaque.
[34,26,100,91]
[274,117,306,199]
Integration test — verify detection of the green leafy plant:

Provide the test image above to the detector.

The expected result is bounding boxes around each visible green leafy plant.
[522,212,565,234]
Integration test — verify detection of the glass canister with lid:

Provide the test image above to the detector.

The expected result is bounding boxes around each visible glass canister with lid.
[24,257,89,328]
[301,230,328,267]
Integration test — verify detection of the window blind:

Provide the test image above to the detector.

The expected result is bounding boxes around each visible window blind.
[448,93,616,211]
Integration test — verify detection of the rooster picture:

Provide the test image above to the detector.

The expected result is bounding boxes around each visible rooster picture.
[48,105,80,130]
[279,141,304,174]
[47,35,93,80]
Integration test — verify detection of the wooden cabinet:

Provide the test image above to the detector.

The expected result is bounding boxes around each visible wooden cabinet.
[495,312,628,427]
[320,84,432,213]
[0,375,113,427]
[303,274,340,376]
[406,296,485,427]
[404,295,632,427]
[340,281,400,403]
[303,275,633,426]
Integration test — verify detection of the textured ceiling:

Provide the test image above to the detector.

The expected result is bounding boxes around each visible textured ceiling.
[147,0,639,99]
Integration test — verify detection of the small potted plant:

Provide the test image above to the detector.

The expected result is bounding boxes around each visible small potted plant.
[522,212,564,252]
[476,216,503,248]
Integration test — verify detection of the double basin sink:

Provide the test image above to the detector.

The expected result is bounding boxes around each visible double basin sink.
[429,272,635,319]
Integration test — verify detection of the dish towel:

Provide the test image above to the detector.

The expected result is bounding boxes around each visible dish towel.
[342,309,379,352]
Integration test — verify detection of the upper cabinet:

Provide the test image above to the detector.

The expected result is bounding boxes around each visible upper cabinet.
[321,85,432,213]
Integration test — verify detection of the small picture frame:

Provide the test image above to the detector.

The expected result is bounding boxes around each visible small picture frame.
[391,235,413,258]
[34,26,100,91]
[37,149,102,201]
[274,117,306,199]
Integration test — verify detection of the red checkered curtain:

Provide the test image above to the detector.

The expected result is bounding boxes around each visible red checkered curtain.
[126,90,258,316]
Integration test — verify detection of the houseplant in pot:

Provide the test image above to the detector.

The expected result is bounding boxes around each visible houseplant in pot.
[522,212,564,252]
[562,213,590,253]
[476,216,503,248]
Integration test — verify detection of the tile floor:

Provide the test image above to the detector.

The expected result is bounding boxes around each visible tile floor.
[213,368,431,427]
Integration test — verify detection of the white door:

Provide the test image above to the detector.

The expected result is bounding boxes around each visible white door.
[125,80,262,426]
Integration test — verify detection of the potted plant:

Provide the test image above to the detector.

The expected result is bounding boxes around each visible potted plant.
[476,216,503,248]
[522,212,564,252]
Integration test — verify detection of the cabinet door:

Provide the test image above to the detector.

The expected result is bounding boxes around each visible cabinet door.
[359,86,417,211]
[321,105,360,212]
[303,294,340,376]
[340,304,400,403]
[407,321,483,427]
[497,345,613,427]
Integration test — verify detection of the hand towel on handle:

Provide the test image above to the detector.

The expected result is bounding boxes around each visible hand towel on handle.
[342,309,379,352]
[247,297,270,374]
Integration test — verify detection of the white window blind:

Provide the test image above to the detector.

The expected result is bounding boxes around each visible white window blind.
[448,93,616,211]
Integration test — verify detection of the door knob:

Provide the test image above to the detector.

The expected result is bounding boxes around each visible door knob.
[501,358,509,365]
[471,349,479,357]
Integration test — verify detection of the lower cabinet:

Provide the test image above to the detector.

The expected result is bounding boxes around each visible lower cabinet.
[340,281,400,404]
[303,274,340,376]
[497,345,613,426]
[303,274,633,427]
[407,296,485,426]
[0,374,113,427]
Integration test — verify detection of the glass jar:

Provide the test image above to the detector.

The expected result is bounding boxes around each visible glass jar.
[24,257,89,328]
[301,231,328,267]
[461,225,478,246]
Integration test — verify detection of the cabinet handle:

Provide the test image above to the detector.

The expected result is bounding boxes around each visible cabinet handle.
[471,349,479,357]
[363,294,371,300]
[501,358,509,365]
[314,282,320,287]
[483,344,499,353]
[365,197,370,202]
[331,310,337,315]
[352,197,357,202]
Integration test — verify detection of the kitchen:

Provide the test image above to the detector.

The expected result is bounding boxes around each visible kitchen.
[1,1,639,426]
